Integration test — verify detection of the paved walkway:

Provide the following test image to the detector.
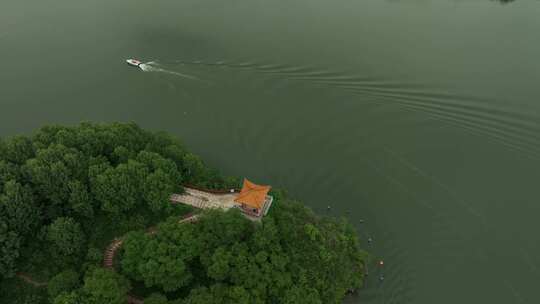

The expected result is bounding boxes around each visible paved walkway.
[102,213,200,304]
[170,187,261,221]
[103,213,199,269]
[128,295,144,304]
[103,238,124,269]
[18,186,236,302]
[17,212,200,304]
[15,272,47,287]
[170,187,238,210]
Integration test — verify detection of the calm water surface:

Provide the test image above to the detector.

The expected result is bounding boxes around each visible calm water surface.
[2,0,540,303]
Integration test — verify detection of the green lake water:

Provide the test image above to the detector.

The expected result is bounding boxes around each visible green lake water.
[2,0,540,303]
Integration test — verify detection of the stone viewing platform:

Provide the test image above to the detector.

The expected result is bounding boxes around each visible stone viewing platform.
[170,178,274,219]
[170,188,239,210]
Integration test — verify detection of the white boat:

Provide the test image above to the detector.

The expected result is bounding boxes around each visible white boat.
[126,59,142,67]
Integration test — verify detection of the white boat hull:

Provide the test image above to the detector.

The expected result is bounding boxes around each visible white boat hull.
[126,59,142,67]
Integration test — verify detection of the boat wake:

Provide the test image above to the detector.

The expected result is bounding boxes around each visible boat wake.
[139,61,200,81]
[172,59,540,159]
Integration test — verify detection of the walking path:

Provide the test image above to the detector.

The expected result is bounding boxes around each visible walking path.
[103,238,124,269]
[170,187,262,222]
[103,213,199,269]
[17,185,233,302]
[15,272,47,287]
[170,187,238,210]
[15,212,199,304]
[103,212,200,304]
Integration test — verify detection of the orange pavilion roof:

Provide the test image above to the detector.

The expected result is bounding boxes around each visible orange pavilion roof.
[234,179,271,209]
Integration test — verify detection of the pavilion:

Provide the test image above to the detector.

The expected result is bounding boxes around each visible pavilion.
[234,179,274,217]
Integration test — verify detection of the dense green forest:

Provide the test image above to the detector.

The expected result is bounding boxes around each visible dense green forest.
[0,123,367,304]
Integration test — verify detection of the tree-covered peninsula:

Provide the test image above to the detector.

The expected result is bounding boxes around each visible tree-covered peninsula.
[0,122,367,304]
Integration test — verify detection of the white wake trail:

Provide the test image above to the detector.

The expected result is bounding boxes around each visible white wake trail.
[139,62,200,81]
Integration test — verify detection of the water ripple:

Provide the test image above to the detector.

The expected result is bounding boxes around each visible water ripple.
[166,58,540,160]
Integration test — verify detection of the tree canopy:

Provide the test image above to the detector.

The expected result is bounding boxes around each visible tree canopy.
[47,270,80,299]
[0,122,366,304]
[81,268,131,304]
[46,217,85,258]
[0,221,20,279]
[121,202,367,304]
